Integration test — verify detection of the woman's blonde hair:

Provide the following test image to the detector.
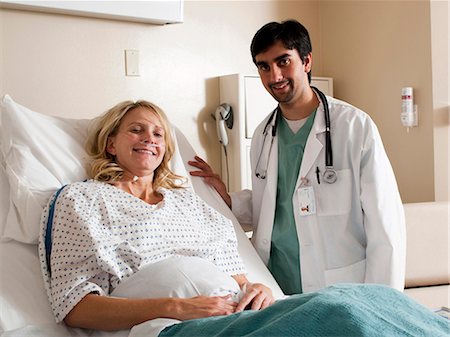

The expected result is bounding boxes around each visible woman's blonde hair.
[85,100,185,189]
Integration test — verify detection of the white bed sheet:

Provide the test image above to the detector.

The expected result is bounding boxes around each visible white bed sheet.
[0,98,283,336]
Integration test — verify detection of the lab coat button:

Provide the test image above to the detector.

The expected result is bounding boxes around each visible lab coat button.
[262,239,269,245]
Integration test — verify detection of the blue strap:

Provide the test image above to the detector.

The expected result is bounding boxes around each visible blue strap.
[45,184,67,275]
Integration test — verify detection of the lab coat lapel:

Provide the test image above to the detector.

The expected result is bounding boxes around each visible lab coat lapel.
[299,104,326,180]
[254,134,278,264]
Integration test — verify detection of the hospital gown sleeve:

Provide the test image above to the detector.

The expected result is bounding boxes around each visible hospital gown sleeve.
[39,183,110,322]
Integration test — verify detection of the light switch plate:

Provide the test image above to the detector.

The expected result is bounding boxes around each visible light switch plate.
[125,50,140,76]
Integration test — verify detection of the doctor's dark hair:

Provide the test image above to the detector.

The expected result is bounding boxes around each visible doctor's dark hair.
[250,19,313,82]
[85,100,185,189]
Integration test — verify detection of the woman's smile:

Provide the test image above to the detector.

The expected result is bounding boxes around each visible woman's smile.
[133,145,159,156]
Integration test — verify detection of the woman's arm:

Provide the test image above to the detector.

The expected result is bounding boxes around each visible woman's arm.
[232,274,275,312]
[64,293,238,331]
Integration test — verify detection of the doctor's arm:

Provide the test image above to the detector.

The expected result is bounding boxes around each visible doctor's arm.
[188,156,254,226]
[359,121,406,291]
[188,156,231,208]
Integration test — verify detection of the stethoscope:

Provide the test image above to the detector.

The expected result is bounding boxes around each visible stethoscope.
[255,86,337,184]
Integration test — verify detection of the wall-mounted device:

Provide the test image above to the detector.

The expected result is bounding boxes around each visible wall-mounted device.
[212,103,233,191]
[401,87,418,132]
[212,103,233,147]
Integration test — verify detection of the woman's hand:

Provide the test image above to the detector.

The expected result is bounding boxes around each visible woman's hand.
[188,156,231,208]
[235,282,275,312]
[232,274,275,312]
[64,293,239,331]
[172,295,238,320]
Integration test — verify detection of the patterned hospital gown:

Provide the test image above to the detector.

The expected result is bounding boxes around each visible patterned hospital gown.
[38,180,246,322]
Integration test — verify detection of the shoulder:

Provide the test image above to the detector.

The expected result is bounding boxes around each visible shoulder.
[328,97,368,119]
[161,187,226,217]
[59,179,105,197]
[161,187,199,203]
[326,97,384,151]
[52,180,116,209]
[253,108,277,137]
[327,96,377,130]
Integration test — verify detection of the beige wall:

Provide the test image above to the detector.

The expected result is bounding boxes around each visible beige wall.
[430,0,449,202]
[0,8,4,96]
[0,1,320,177]
[1,0,447,203]
[319,0,437,203]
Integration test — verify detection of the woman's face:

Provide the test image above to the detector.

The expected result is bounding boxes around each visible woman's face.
[106,106,166,179]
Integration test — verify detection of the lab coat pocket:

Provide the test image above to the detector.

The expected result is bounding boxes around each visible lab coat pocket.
[315,168,352,216]
[324,259,366,287]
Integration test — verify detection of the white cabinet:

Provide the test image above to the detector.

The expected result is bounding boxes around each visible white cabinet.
[219,73,333,192]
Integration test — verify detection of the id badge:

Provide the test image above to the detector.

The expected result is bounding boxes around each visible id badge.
[298,186,316,216]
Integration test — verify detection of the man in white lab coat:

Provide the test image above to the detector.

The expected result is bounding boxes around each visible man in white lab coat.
[189,20,406,295]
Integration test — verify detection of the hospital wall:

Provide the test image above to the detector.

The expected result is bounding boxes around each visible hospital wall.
[0,0,448,203]
[319,0,449,203]
[0,0,322,186]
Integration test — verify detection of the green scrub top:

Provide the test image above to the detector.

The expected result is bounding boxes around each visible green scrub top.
[267,110,316,295]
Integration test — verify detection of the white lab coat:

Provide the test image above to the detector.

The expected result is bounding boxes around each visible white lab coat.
[230,94,406,293]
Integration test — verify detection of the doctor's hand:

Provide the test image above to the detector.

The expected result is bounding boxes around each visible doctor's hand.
[235,282,275,313]
[188,155,231,208]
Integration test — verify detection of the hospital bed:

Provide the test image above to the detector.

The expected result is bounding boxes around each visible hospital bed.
[0,95,284,336]
[1,95,448,336]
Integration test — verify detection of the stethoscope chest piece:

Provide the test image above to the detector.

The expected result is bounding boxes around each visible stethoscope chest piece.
[323,167,337,184]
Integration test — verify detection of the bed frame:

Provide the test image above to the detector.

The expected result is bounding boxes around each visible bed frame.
[403,201,450,309]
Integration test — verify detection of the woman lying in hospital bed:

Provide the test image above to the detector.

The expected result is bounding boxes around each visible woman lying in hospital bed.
[34,99,447,337]
[0,97,449,337]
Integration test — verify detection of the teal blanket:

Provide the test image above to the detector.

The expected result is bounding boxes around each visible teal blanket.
[159,284,449,337]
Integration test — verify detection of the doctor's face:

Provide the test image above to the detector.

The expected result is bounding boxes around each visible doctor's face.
[106,107,166,179]
[255,40,312,106]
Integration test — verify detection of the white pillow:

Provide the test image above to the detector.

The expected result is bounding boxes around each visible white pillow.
[0,95,90,243]
[0,240,55,330]
[0,152,9,237]
[0,95,191,244]
[0,109,9,237]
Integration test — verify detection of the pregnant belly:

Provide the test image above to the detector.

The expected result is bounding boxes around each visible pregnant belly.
[111,256,242,300]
